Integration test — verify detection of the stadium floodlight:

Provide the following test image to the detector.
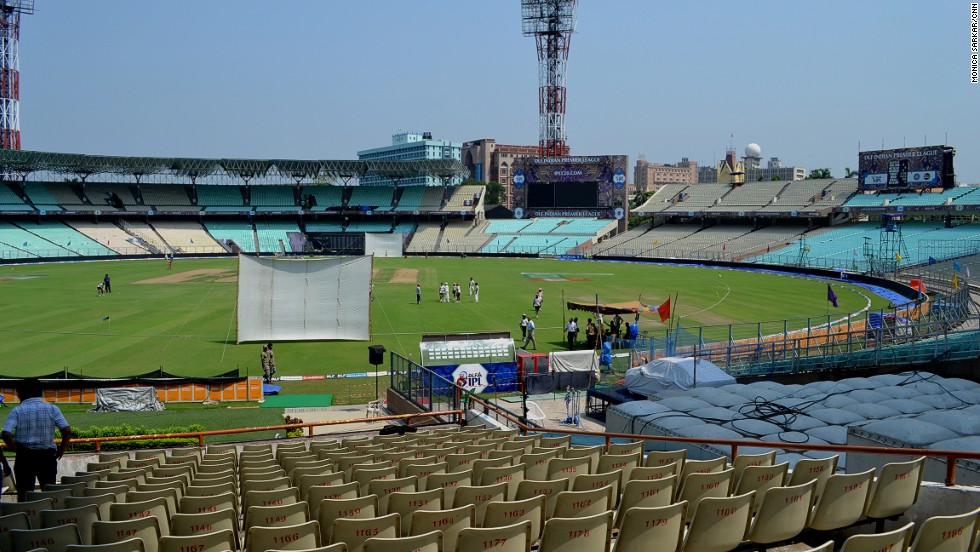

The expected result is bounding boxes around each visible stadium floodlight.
[0,0,34,150]
[521,0,576,157]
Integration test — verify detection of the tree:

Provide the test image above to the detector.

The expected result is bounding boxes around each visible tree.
[485,181,503,205]
[808,168,832,179]
[843,167,858,178]
[770,175,782,181]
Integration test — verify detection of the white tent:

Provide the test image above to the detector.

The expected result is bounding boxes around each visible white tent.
[550,350,599,376]
[625,356,735,396]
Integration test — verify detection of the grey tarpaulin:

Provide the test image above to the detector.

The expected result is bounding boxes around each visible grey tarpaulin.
[90,387,166,412]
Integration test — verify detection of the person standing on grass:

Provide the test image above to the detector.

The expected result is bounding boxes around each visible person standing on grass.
[533,289,543,318]
[469,277,475,296]
[523,317,537,350]
[103,273,111,293]
[2,379,72,502]
[520,314,529,340]
[416,283,422,305]
[474,282,480,303]
[566,317,576,350]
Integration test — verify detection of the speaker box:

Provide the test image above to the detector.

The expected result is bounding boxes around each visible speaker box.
[368,345,386,365]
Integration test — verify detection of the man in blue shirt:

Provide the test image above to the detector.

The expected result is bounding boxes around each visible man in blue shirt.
[2,379,73,501]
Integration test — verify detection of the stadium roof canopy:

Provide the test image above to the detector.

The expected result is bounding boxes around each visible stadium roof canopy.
[0,149,469,183]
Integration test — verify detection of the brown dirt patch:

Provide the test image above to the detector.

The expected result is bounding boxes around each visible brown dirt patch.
[133,269,235,285]
[390,268,419,284]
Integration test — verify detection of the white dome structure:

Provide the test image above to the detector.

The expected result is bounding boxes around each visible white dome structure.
[745,143,762,158]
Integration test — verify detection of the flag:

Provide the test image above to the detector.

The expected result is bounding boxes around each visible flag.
[928,256,937,265]
[67,241,71,246]
[952,274,959,290]
[895,252,902,261]
[102,315,110,321]
[827,284,839,308]
[657,298,671,322]
[22,241,28,247]
[954,260,961,272]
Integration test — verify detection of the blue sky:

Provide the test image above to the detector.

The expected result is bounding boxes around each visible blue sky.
[20,1,979,182]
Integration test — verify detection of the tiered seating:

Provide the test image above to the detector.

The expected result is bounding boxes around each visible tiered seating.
[255,220,302,253]
[406,222,441,253]
[140,184,195,210]
[705,182,786,212]
[419,187,444,211]
[16,220,116,257]
[0,221,76,258]
[394,186,426,212]
[118,219,170,254]
[634,184,690,214]
[36,182,86,208]
[392,221,417,235]
[304,186,345,210]
[84,184,141,211]
[661,225,755,254]
[440,221,492,252]
[205,220,257,253]
[24,429,953,552]
[809,178,858,209]
[349,187,395,210]
[306,221,346,233]
[441,185,483,212]
[70,220,153,255]
[485,220,533,234]
[663,183,730,212]
[554,219,614,235]
[346,221,394,233]
[22,182,64,211]
[0,183,32,211]
[250,186,299,212]
[198,185,247,212]
[759,179,828,212]
[152,220,225,254]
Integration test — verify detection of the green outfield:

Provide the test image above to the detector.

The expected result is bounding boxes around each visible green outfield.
[0,256,891,397]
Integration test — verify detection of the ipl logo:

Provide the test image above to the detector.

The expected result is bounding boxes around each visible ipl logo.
[452,364,490,394]
[613,168,627,188]
[514,207,524,219]
[513,170,526,189]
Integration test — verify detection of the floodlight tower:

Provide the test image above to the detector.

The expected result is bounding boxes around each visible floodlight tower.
[522,0,576,157]
[0,0,32,150]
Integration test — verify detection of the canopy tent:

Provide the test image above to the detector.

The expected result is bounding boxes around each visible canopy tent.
[565,300,660,316]
[625,356,735,396]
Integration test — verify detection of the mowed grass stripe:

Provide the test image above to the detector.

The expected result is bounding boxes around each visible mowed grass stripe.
[0,257,891,387]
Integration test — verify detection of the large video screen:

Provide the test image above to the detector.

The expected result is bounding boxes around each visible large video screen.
[858,146,954,190]
[555,181,599,208]
[527,182,556,208]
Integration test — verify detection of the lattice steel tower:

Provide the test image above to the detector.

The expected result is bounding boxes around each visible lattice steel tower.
[522,0,575,157]
[0,0,32,150]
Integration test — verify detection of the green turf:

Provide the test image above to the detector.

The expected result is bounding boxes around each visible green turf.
[0,256,892,401]
[260,394,334,408]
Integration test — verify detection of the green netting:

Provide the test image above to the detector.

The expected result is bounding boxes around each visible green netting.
[260,394,334,408]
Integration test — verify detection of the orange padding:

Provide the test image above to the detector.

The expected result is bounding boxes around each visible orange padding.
[0,377,264,404]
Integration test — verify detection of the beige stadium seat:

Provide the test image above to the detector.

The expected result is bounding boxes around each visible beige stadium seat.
[40,503,101,545]
[170,508,240,545]
[545,457,591,487]
[611,502,686,552]
[153,465,194,483]
[243,487,300,515]
[100,477,139,489]
[564,445,604,473]
[61,473,102,487]
[45,481,88,496]
[368,476,417,514]
[159,529,236,552]
[731,450,776,483]
[520,450,561,481]
[864,456,926,531]
[185,481,237,498]
[110,497,172,536]
[87,461,122,473]
[908,506,980,552]
[479,463,526,500]
[331,513,400,552]
[424,470,473,505]
[483,495,545,545]
[84,485,129,502]
[1,498,55,530]
[488,448,524,464]
[298,472,348,502]
[451,483,507,526]
[682,491,754,552]
[572,471,622,504]
[93,518,162,552]
[643,449,686,471]
[472,457,512,482]
[245,501,310,535]
[628,462,679,482]
[242,443,274,455]
[807,469,874,532]
[247,520,321,552]
[124,457,161,471]
[26,488,74,510]
[536,436,571,450]
[352,467,397,496]
[268,544,346,552]
[457,521,531,552]
[64,494,116,522]
[125,489,179,522]
[289,461,335,486]
[676,467,735,522]
[0,512,30,552]
[310,440,343,454]
[386,489,443,536]
[733,462,789,513]
[614,476,677,530]
[65,538,146,552]
[363,530,441,552]
[317,494,379,544]
[597,454,639,482]
[241,475,291,495]
[410,506,474,552]
[446,452,483,473]
[515,478,569,519]
[798,541,834,552]
[743,480,817,549]
[552,486,614,519]
[839,522,913,552]
[606,442,643,457]
[538,510,613,552]
[178,490,238,516]
[11,525,83,552]
[787,455,839,502]
[678,456,727,482]
[404,461,447,482]
[307,482,361,519]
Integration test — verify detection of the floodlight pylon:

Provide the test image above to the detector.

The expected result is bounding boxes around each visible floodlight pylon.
[0,0,32,150]
[522,0,576,157]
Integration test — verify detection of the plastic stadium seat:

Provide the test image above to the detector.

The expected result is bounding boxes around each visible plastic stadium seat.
[41,503,102,545]
[0,512,31,552]
[26,488,74,510]
[11,525,83,552]
[268,545,346,552]
[596,455,639,482]
[514,478,569,519]
[731,450,776,482]
[332,513,400,552]
[159,529,236,552]
[451,483,507,526]
[483,495,546,545]
[538,510,613,552]
[908,506,980,552]
[864,456,925,531]
[573,471,622,503]
[1,498,55,531]
[628,462,679,482]
[457,521,532,552]
[110,497,172,537]
[606,442,643,457]
[65,538,146,552]
[178,490,237,516]
[743,480,817,549]
[839,522,913,552]
[676,468,735,522]
[307,482,361,519]
[317,494,379,544]
[545,457,591,488]
[64,494,117,523]
[170,508,239,545]
[479,463,526,500]
[678,456,727,482]
[614,476,677,530]
[424,470,472,505]
[807,469,875,532]
[552,486,615,519]
[520,450,561,481]
[245,501,310,535]
[297,472,347,502]
[536,436,571,450]
[93,518,162,552]
[787,455,838,501]
[248,520,321,552]
[563,445,604,473]
[611,502,686,552]
[363,530,441,552]
[682,491,754,552]
[410,506,474,552]
[733,462,789,513]
[368,476,417,514]
[123,490,178,524]
[243,487,300,515]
